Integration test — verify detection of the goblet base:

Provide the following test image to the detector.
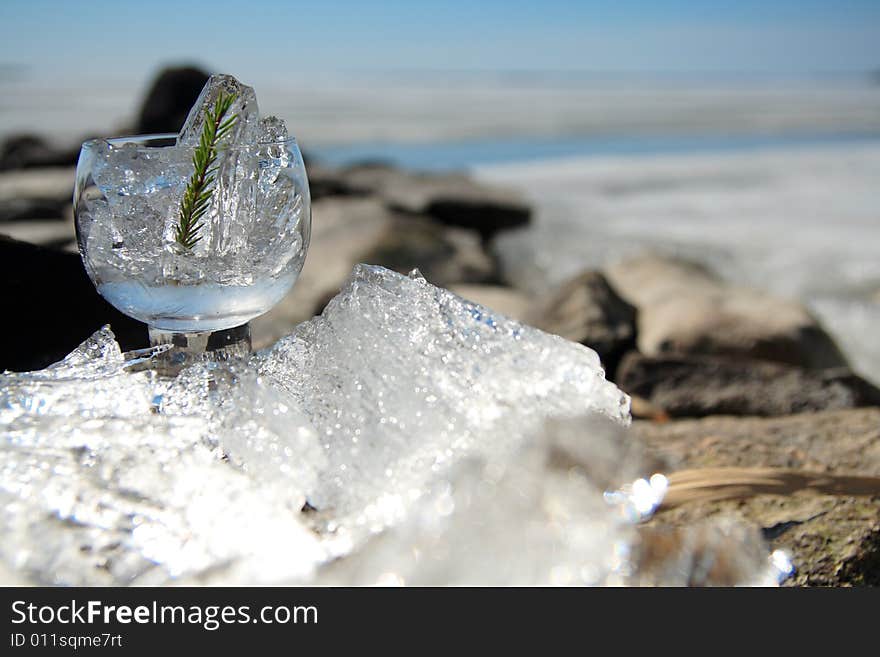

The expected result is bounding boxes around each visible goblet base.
[147,323,252,376]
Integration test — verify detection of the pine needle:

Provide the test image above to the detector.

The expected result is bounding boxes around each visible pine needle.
[174,92,238,250]
[656,466,880,511]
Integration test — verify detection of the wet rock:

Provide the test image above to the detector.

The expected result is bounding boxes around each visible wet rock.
[0,134,78,171]
[0,235,146,371]
[135,66,211,134]
[631,519,779,586]
[634,409,880,586]
[605,253,848,370]
[362,215,496,287]
[616,352,880,418]
[526,270,635,375]
[339,164,531,241]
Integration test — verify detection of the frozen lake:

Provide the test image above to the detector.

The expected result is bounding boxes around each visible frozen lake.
[476,142,880,384]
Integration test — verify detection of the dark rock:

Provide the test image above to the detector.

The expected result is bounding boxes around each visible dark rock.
[135,66,211,135]
[305,164,373,200]
[0,198,67,222]
[616,351,880,418]
[362,215,497,287]
[0,235,147,371]
[0,134,79,171]
[424,197,531,243]
[634,409,880,586]
[337,165,531,241]
[605,253,848,370]
[526,271,635,376]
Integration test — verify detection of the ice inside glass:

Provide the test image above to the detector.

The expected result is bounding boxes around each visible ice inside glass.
[74,75,310,334]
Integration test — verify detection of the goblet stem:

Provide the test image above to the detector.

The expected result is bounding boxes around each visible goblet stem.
[147,323,252,376]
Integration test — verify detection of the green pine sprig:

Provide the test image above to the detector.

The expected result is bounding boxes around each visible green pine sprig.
[174,92,238,250]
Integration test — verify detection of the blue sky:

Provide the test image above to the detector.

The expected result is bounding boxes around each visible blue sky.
[1,0,879,84]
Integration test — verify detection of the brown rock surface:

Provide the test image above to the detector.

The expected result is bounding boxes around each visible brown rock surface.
[605,253,848,369]
[634,408,880,585]
[527,270,636,375]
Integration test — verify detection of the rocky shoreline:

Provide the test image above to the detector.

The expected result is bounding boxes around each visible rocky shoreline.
[2,68,878,586]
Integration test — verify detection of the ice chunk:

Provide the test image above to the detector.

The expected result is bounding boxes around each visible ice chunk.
[0,326,155,425]
[205,145,257,256]
[92,140,189,200]
[251,116,305,274]
[0,328,325,585]
[159,362,326,499]
[0,267,786,586]
[177,74,260,146]
[256,115,291,199]
[257,265,631,536]
[317,417,638,585]
[175,76,263,257]
[0,414,324,585]
[258,115,289,142]
[84,140,190,284]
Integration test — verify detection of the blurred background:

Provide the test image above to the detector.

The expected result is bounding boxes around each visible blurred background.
[6,1,880,587]
[3,1,879,155]
[1,0,879,408]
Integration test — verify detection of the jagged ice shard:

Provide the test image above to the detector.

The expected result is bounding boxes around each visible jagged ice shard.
[256,266,629,528]
[0,266,783,585]
[77,74,308,332]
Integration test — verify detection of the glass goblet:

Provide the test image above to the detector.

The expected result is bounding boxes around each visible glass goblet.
[74,133,310,369]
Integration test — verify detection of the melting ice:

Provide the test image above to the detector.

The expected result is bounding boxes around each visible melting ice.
[0,266,781,585]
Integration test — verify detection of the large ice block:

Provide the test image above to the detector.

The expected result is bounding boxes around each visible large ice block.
[257,265,630,534]
[0,328,324,585]
[0,266,787,586]
[317,417,639,585]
